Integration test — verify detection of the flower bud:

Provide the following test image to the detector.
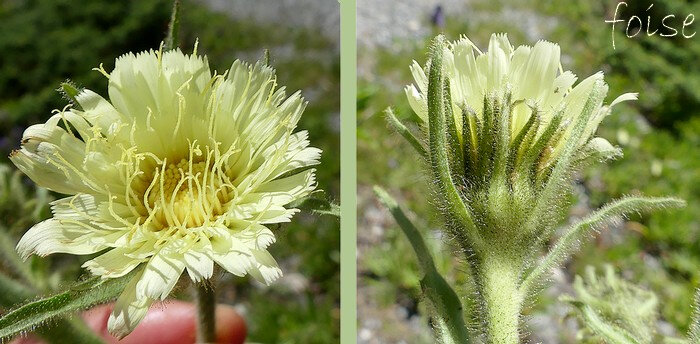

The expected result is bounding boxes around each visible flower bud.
[408,34,635,240]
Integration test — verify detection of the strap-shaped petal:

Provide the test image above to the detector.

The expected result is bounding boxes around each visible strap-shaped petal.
[136,249,186,300]
[108,271,153,339]
[184,248,214,283]
[209,236,254,277]
[247,249,282,286]
[82,247,143,278]
[16,219,109,260]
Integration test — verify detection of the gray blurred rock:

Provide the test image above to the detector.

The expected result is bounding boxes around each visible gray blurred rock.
[358,0,471,48]
[196,0,339,44]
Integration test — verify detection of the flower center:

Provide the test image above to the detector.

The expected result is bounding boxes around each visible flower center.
[118,140,241,240]
[152,159,208,205]
[136,148,235,232]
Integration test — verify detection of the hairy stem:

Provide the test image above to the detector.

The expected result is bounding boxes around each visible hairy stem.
[195,282,216,343]
[478,254,522,344]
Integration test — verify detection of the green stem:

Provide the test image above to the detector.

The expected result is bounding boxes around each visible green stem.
[478,254,523,344]
[195,282,216,343]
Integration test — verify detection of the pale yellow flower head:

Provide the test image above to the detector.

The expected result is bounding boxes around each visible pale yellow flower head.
[11,49,320,337]
[405,33,637,167]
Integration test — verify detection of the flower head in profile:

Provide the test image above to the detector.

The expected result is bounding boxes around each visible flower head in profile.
[10,48,320,337]
[401,33,641,247]
[405,33,637,174]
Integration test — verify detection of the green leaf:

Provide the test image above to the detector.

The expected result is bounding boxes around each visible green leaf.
[0,223,102,344]
[507,105,538,175]
[461,106,476,176]
[0,273,105,344]
[515,109,560,182]
[520,196,685,294]
[491,93,512,179]
[374,186,471,344]
[384,107,428,160]
[288,191,339,217]
[562,265,658,343]
[58,81,83,111]
[164,0,181,51]
[0,271,136,341]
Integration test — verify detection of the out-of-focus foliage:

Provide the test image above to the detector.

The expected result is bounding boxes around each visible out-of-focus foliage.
[581,114,700,330]
[530,0,700,332]
[0,0,172,153]
[563,266,700,343]
[0,164,51,235]
[0,0,339,342]
[358,0,698,340]
[562,265,659,343]
[536,0,700,129]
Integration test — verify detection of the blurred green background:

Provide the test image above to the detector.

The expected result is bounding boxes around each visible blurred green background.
[357,0,698,342]
[0,0,339,343]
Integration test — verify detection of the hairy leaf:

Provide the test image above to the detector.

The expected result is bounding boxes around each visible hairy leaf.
[507,106,537,176]
[59,82,82,111]
[521,196,685,294]
[262,48,271,66]
[374,186,470,344]
[492,94,512,178]
[524,80,607,235]
[288,191,340,217]
[563,265,658,343]
[0,273,105,344]
[384,107,428,159]
[0,271,136,341]
[461,107,477,177]
[443,81,464,180]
